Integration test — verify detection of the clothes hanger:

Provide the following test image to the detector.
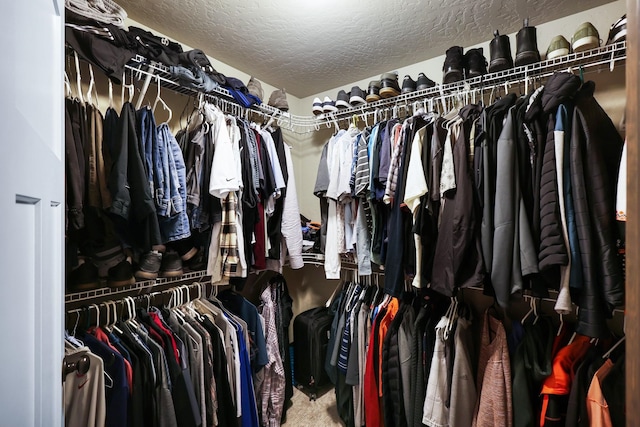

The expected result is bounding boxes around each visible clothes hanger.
[152,77,173,125]
[85,64,97,107]
[73,51,84,105]
[64,71,72,99]
[602,315,625,359]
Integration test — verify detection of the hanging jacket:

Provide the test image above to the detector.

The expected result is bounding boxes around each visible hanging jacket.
[570,80,624,337]
[431,105,485,296]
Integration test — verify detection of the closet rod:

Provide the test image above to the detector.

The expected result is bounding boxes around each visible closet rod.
[463,285,625,316]
[65,270,211,304]
[66,281,210,318]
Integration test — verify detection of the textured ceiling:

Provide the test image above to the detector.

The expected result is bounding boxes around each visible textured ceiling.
[117,0,614,97]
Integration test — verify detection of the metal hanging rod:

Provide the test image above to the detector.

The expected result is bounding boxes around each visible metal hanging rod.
[64,270,211,304]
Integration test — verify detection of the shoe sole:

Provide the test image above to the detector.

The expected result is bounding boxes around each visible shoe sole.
[135,270,159,280]
[488,59,512,73]
[68,281,101,292]
[323,106,338,113]
[312,106,323,114]
[349,95,366,105]
[546,48,570,60]
[572,36,599,52]
[107,277,135,288]
[365,94,380,102]
[443,70,463,84]
[515,51,540,66]
[335,100,351,109]
[160,269,184,278]
[379,87,400,98]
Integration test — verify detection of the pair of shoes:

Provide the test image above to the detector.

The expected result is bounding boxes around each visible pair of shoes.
[268,88,289,111]
[489,19,541,72]
[546,20,607,61]
[400,73,436,94]
[443,47,487,83]
[67,257,135,291]
[335,87,367,108]
[312,97,337,114]
[135,250,184,280]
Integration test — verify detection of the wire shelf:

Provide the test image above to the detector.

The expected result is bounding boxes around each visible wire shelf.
[125,41,625,132]
[65,270,211,304]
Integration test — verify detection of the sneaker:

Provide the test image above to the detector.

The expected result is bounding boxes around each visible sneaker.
[67,261,100,292]
[379,72,401,98]
[322,96,337,113]
[443,46,464,84]
[93,244,125,278]
[349,86,366,106]
[401,75,416,94]
[515,18,541,66]
[546,35,571,60]
[572,22,600,52]
[107,260,135,288]
[335,90,351,109]
[606,15,626,45]
[160,251,184,278]
[464,48,487,78]
[184,248,207,272]
[366,80,381,102]
[312,97,323,115]
[247,76,264,102]
[268,88,289,111]
[416,73,436,91]
[135,250,162,280]
[489,30,514,72]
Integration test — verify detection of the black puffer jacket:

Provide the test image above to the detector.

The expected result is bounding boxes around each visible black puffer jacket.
[570,81,624,337]
[538,73,580,274]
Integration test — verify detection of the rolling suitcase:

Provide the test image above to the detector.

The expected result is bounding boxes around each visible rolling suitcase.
[293,306,333,400]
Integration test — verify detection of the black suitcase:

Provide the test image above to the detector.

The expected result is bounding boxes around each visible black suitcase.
[293,306,333,400]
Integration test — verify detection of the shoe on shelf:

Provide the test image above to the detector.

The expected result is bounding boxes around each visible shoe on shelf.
[464,47,487,78]
[247,76,264,102]
[335,90,351,109]
[312,97,323,115]
[160,251,184,278]
[268,88,289,111]
[93,244,125,279]
[322,96,338,113]
[416,73,436,91]
[401,75,416,94]
[379,72,401,98]
[546,35,571,60]
[107,260,135,288]
[572,22,600,52]
[67,260,100,292]
[135,250,162,280]
[366,80,381,102]
[606,14,626,45]
[349,86,366,106]
[515,18,541,66]
[184,248,207,272]
[443,46,464,84]
[489,30,514,72]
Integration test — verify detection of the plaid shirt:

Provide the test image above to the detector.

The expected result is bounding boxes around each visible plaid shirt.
[256,286,286,426]
[383,123,407,205]
[220,192,242,278]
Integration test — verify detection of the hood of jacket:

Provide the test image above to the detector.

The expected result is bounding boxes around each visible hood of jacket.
[541,72,581,114]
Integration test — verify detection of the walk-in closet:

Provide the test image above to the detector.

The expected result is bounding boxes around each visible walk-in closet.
[2,0,639,426]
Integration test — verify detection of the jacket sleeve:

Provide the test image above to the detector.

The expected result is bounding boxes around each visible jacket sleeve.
[538,115,568,272]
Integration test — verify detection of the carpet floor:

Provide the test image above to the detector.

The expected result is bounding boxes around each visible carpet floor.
[283,386,342,426]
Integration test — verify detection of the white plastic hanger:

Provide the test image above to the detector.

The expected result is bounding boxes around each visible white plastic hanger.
[152,77,173,125]
[86,64,96,106]
[73,52,84,105]
[64,71,72,99]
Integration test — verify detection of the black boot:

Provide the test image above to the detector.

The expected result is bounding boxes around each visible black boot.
[442,46,464,84]
[489,30,514,72]
[515,18,541,66]
[464,48,487,78]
